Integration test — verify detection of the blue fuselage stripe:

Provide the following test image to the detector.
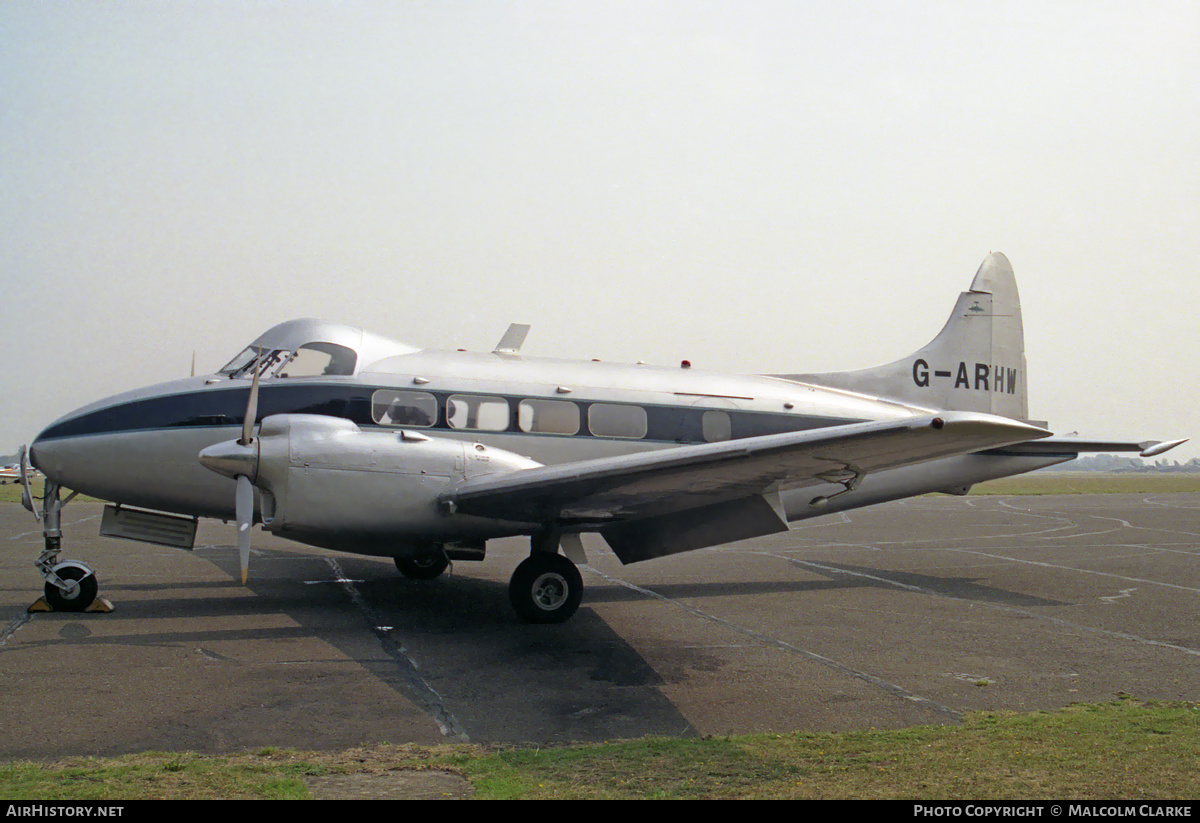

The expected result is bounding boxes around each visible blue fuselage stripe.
[36,384,856,446]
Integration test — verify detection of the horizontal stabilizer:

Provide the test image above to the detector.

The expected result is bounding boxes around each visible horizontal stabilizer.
[990,436,1188,459]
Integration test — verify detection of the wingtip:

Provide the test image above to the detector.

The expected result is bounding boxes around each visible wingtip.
[1140,438,1188,458]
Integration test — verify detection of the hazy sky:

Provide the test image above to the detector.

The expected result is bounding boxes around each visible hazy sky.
[2,1,1196,460]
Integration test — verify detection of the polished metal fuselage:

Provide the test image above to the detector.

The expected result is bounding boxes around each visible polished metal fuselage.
[30,346,1067,556]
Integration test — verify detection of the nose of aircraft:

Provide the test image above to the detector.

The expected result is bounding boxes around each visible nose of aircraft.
[27,437,48,474]
[27,433,69,485]
[198,439,259,482]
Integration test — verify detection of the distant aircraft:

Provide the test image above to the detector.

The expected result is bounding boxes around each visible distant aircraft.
[21,253,1184,621]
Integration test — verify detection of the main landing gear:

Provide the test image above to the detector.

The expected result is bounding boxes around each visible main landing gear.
[507,530,586,624]
[394,550,450,580]
[508,552,583,624]
[392,531,587,623]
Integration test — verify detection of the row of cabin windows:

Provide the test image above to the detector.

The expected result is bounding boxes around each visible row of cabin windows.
[370,389,733,442]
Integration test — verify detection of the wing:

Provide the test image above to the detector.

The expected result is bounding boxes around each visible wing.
[445,412,1051,563]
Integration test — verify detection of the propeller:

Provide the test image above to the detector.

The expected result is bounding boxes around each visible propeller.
[199,350,263,585]
[234,352,263,584]
[239,353,261,447]
[235,474,254,585]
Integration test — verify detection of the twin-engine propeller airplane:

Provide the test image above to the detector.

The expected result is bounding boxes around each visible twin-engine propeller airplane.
[20,253,1184,622]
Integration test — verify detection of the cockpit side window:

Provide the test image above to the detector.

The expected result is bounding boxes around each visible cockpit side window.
[275,342,357,378]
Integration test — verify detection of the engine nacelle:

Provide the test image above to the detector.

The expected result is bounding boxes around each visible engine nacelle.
[250,415,540,551]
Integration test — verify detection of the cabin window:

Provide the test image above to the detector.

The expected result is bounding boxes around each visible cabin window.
[519,399,580,435]
[702,410,732,442]
[447,394,509,431]
[275,342,357,377]
[587,403,647,439]
[372,390,437,427]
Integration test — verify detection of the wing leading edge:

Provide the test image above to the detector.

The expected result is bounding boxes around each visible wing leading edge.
[445,412,1051,563]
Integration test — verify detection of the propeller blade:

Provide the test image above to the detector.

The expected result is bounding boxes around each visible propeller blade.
[236,473,253,585]
[239,350,262,446]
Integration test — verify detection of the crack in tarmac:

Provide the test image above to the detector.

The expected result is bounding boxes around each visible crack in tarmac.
[324,557,470,742]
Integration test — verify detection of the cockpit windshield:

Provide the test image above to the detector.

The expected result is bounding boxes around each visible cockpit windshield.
[215,318,418,380]
[218,346,269,378]
[218,342,357,379]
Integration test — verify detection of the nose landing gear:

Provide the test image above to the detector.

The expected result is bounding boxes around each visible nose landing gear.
[22,451,111,614]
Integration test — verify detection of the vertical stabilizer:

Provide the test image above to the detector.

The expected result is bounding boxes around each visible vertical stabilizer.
[779,253,1030,420]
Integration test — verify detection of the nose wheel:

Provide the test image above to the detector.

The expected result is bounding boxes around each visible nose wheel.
[508,552,583,624]
[43,562,99,612]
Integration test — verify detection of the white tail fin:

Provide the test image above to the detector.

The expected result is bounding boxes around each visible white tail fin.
[781,253,1030,420]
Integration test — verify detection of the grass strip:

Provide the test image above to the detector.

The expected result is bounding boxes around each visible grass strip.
[2,700,1196,800]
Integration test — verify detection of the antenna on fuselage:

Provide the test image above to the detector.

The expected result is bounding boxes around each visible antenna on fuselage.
[493,323,531,356]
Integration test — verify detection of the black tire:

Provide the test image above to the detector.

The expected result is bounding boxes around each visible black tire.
[45,564,98,612]
[394,552,449,580]
[509,553,583,624]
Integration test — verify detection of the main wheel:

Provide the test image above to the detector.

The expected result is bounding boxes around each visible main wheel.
[394,552,449,580]
[509,553,583,624]
[45,563,98,612]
